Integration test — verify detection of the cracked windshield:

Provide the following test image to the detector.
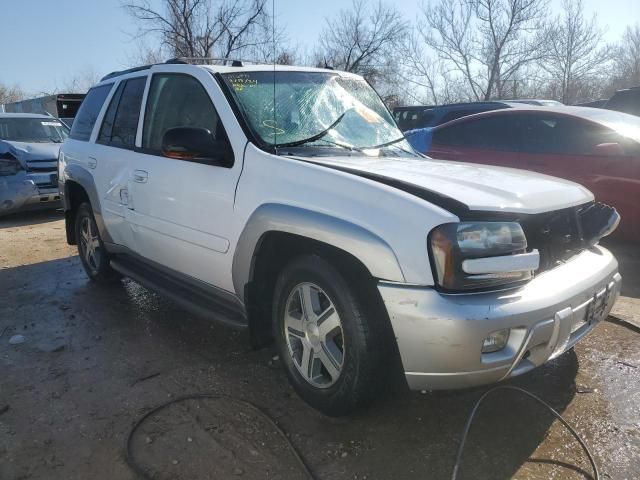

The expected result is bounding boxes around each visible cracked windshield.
[222,71,418,156]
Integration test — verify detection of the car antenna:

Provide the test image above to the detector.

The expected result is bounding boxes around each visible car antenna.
[272,0,277,155]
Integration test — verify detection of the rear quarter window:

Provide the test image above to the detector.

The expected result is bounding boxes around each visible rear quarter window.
[69,84,113,141]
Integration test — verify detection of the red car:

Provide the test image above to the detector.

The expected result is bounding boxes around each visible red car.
[420,106,640,240]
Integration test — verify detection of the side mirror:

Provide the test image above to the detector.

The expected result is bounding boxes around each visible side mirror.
[590,142,624,157]
[161,127,233,166]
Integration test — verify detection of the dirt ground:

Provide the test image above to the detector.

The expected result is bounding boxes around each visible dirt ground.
[1,210,638,480]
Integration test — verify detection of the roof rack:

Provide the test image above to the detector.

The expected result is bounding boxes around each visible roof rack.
[165,57,263,67]
[99,57,263,82]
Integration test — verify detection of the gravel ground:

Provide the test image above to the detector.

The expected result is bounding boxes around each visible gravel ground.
[1,210,639,480]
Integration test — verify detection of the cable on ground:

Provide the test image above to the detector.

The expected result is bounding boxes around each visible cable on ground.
[451,385,599,480]
[125,393,316,480]
[125,387,600,480]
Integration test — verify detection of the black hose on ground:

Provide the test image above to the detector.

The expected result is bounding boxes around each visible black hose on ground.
[125,393,316,480]
[125,387,600,480]
[450,385,600,480]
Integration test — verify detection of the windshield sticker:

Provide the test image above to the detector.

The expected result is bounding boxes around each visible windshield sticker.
[41,122,62,127]
[228,74,258,92]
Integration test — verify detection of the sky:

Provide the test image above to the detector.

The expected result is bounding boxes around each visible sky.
[1,0,638,95]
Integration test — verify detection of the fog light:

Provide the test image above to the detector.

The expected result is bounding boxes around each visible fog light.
[482,329,510,353]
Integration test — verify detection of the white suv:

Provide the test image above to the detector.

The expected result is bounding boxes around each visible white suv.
[59,60,621,415]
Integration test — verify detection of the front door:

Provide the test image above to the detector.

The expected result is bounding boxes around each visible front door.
[125,70,245,292]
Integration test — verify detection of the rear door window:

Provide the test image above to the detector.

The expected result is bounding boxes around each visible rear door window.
[516,114,608,155]
[98,77,146,149]
[69,84,113,141]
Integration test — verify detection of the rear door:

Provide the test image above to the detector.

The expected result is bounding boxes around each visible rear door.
[125,68,245,292]
[91,75,148,248]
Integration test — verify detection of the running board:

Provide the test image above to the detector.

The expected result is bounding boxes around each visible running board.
[110,256,248,329]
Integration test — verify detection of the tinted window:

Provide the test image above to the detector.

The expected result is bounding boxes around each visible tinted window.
[433,116,517,151]
[69,84,113,141]
[98,82,125,144]
[104,77,146,148]
[143,74,229,155]
[516,114,608,155]
[395,109,436,131]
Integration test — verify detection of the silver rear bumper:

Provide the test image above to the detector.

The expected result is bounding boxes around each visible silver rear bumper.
[379,246,621,391]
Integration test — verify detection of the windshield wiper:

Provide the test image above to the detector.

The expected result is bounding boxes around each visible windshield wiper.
[365,136,407,149]
[364,136,421,157]
[275,111,347,148]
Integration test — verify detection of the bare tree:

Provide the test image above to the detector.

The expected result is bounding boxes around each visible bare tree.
[0,83,26,105]
[614,23,640,87]
[123,0,277,61]
[541,0,609,104]
[398,32,466,104]
[60,67,102,94]
[418,0,550,100]
[316,0,407,85]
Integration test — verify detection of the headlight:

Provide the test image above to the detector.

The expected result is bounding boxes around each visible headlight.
[429,222,537,291]
[0,154,22,176]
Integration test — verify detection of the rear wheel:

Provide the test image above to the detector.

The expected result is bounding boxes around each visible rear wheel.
[273,255,383,416]
[75,203,120,283]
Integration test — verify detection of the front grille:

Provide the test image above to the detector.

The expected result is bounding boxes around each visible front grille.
[521,202,617,273]
[26,159,57,174]
[521,206,584,272]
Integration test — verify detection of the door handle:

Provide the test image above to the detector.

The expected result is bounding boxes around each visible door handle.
[87,157,97,169]
[133,170,148,183]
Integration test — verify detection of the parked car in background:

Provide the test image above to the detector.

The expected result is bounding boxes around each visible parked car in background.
[507,99,564,107]
[1,93,85,127]
[604,86,640,116]
[408,106,640,240]
[575,99,608,108]
[392,99,561,132]
[58,60,621,415]
[0,113,67,216]
[393,101,514,131]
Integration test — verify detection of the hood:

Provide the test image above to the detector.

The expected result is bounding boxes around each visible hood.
[0,140,61,168]
[293,155,594,215]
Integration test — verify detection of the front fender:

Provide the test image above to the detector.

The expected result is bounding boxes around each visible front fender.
[232,203,405,301]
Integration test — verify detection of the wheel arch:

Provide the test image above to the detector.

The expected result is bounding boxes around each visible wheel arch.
[232,203,405,303]
[233,204,405,348]
[61,165,109,245]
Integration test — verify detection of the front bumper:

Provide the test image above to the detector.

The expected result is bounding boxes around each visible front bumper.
[379,246,621,391]
[0,173,60,217]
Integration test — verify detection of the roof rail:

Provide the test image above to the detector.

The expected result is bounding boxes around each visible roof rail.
[100,64,156,82]
[165,57,262,67]
[99,56,264,82]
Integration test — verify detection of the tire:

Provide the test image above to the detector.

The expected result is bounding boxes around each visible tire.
[273,254,384,416]
[75,202,120,283]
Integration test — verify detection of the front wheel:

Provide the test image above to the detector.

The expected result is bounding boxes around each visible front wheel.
[273,255,383,416]
[75,202,120,283]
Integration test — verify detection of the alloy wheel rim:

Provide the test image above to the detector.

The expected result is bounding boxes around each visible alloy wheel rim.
[284,282,345,388]
[80,216,101,273]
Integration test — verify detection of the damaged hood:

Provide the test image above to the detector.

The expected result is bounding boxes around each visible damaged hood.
[294,155,594,215]
[0,140,61,169]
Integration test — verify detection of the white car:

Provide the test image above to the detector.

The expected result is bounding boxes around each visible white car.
[58,60,621,416]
